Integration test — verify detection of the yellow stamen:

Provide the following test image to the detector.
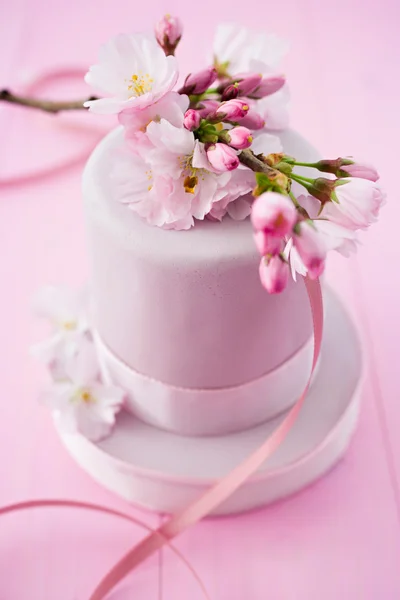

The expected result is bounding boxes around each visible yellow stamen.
[184,175,198,194]
[127,72,154,97]
[71,389,95,405]
[243,104,249,112]
[62,321,77,331]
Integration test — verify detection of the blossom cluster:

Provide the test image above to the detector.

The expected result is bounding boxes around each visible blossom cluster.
[83,15,385,293]
[84,21,289,229]
[31,287,125,441]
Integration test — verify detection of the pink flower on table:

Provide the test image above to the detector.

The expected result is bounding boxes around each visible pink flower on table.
[111,119,232,229]
[340,160,379,182]
[216,99,250,121]
[31,286,90,380]
[293,221,327,279]
[119,92,189,133]
[41,339,124,442]
[213,23,289,75]
[179,67,218,95]
[84,33,178,114]
[183,109,201,131]
[206,143,239,172]
[259,255,290,294]
[251,192,297,237]
[323,178,386,230]
[155,14,183,50]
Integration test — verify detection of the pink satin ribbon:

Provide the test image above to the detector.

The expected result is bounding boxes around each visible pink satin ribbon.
[0,499,211,599]
[0,70,324,600]
[89,277,323,599]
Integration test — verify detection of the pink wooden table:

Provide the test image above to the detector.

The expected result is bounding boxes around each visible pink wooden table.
[1,0,399,598]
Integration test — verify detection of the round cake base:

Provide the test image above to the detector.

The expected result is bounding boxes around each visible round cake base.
[57,288,363,516]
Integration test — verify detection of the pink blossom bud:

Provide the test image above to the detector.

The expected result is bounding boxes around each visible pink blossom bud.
[234,73,263,96]
[180,67,218,95]
[340,161,379,182]
[222,74,263,100]
[250,74,286,99]
[221,85,240,101]
[293,221,327,279]
[197,99,220,118]
[251,192,297,237]
[259,256,290,294]
[225,126,253,149]
[254,231,282,256]
[206,143,239,172]
[216,99,250,121]
[238,110,266,130]
[183,109,201,131]
[155,14,183,53]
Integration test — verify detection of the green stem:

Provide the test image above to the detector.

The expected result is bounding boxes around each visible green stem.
[289,190,310,219]
[288,190,301,208]
[291,160,318,168]
[291,173,315,185]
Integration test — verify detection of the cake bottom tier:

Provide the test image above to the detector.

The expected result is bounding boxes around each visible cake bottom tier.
[57,288,363,516]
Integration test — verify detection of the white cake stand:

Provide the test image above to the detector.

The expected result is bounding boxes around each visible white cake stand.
[57,288,363,516]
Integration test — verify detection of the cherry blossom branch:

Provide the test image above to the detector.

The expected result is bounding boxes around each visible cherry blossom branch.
[239,149,277,177]
[0,89,97,114]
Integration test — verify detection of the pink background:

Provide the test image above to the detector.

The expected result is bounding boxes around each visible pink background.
[0,0,399,598]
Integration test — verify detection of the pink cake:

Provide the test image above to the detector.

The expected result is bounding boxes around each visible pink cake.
[82,127,320,436]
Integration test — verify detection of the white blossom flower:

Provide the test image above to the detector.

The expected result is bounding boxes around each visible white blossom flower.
[41,339,124,442]
[31,286,90,380]
[213,23,289,75]
[84,33,178,115]
[111,119,234,230]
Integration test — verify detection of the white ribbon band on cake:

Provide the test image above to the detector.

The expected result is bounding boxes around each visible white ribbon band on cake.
[94,332,317,436]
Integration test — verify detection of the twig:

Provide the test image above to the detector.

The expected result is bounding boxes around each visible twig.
[239,149,277,177]
[0,89,98,114]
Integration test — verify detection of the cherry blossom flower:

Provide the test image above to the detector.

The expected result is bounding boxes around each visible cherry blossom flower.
[41,339,124,442]
[84,33,178,114]
[323,178,386,230]
[111,119,232,229]
[213,23,289,75]
[207,171,254,221]
[119,92,189,133]
[340,161,379,181]
[31,286,90,380]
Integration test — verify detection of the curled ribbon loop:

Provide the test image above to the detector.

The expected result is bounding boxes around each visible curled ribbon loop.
[0,499,211,599]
